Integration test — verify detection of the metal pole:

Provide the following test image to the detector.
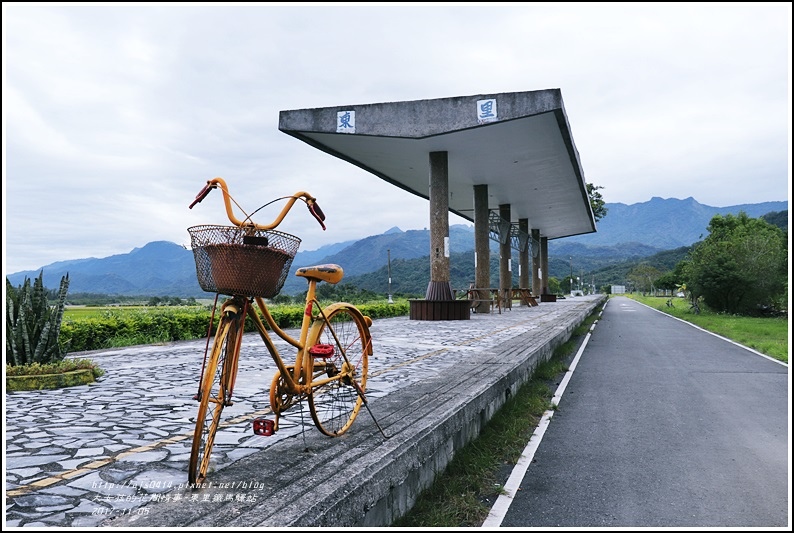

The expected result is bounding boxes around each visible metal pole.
[387,249,393,304]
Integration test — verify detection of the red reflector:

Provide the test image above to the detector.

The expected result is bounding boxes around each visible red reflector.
[253,418,275,436]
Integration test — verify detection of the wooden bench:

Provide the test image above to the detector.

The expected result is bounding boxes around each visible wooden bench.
[454,287,539,313]
[455,286,503,314]
[514,288,539,307]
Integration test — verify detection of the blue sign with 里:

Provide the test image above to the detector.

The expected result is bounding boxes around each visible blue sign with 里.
[477,99,497,124]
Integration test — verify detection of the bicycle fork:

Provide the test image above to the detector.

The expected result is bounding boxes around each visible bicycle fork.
[194,298,246,406]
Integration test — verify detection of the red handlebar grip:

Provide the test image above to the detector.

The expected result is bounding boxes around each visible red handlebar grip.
[189,184,213,209]
[311,202,325,221]
[309,202,326,230]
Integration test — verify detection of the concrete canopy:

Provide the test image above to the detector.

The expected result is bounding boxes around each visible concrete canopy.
[278,89,596,241]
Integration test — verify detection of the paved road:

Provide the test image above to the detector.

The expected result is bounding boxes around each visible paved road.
[493,296,789,528]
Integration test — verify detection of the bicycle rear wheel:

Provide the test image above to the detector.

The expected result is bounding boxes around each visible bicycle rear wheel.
[306,303,371,437]
[188,307,244,485]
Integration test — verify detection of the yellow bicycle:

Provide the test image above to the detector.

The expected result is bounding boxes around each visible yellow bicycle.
[186,177,375,485]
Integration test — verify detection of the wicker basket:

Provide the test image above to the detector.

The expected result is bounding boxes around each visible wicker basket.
[188,225,301,298]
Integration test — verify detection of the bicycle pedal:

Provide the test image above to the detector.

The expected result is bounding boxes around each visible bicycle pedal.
[309,343,335,358]
[253,417,276,436]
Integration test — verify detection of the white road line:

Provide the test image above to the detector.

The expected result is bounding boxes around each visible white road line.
[481,308,602,528]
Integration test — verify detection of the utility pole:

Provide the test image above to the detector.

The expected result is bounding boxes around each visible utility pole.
[569,256,573,294]
[387,249,393,304]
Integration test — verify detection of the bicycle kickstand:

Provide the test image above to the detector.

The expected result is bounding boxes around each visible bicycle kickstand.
[353,382,390,440]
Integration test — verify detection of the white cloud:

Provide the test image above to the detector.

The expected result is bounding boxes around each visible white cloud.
[3,2,791,274]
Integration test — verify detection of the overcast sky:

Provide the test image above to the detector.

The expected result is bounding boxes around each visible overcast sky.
[3,2,791,275]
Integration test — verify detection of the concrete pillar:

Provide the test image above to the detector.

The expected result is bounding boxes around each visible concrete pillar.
[532,228,541,296]
[541,236,549,294]
[473,184,490,313]
[499,204,512,306]
[426,151,453,301]
[519,218,530,305]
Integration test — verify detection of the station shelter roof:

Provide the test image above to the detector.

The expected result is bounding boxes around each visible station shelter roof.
[278,89,596,241]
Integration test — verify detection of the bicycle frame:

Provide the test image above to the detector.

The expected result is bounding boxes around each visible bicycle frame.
[199,269,373,437]
[246,282,366,398]
[192,179,371,395]
[188,177,379,485]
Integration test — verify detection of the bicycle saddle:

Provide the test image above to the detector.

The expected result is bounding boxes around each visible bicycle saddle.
[295,264,344,284]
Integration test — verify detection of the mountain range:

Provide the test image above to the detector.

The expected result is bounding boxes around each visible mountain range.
[6,197,787,297]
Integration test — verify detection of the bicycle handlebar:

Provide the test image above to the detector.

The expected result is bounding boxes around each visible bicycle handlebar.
[189,177,326,231]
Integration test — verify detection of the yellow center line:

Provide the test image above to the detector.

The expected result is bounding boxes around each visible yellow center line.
[6,409,278,498]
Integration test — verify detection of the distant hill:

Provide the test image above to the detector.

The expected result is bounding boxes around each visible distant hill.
[278,225,476,295]
[344,246,696,296]
[563,197,786,248]
[6,241,202,297]
[6,197,787,297]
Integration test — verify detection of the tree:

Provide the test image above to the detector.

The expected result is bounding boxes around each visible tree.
[587,183,608,222]
[654,261,689,295]
[561,275,575,294]
[547,277,561,295]
[314,283,379,304]
[761,210,788,231]
[685,212,787,314]
[627,263,662,295]
[654,271,678,292]
[269,294,295,305]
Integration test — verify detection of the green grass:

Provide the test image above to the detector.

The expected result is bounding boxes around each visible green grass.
[6,358,105,378]
[624,295,788,363]
[63,305,195,319]
[5,359,105,392]
[392,310,600,527]
[6,359,105,392]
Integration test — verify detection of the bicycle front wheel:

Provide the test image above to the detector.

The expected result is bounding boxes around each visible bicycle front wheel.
[306,303,371,437]
[188,308,243,485]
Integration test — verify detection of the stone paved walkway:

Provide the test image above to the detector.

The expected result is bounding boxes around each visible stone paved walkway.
[4,296,602,527]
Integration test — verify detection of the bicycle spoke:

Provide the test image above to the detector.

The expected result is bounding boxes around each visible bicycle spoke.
[307,304,369,436]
